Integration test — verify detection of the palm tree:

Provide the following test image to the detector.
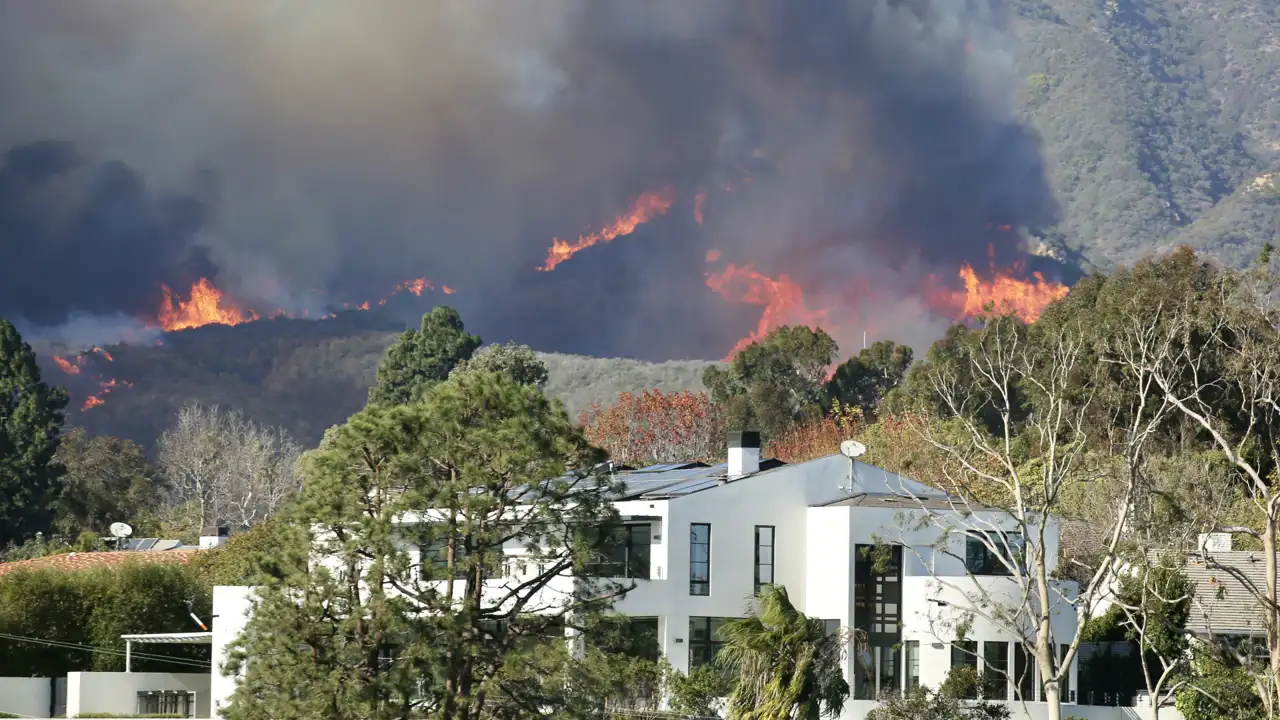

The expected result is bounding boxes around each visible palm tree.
[716,585,851,720]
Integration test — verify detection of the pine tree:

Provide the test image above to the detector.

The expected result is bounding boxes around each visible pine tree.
[0,318,68,548]
[368,306,481,407]
[224,370,634,720]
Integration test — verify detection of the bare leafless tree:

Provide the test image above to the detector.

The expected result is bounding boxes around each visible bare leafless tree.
[157,402,302,532]
[1099,256,1280,713]
[893,310,1172,720]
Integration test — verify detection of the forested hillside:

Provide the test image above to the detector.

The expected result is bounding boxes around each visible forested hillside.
[1014,0,1280,268]
[50,315,709,447]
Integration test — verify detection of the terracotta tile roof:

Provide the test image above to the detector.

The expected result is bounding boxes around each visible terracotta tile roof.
[0,549,201,578]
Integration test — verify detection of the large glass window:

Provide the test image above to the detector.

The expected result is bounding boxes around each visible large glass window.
[689,616,727,667]
[690,523,711,595]
[964,532,1025,576]
[983,641,1009,700]
[1013,644,1036,701]
[905,641,920,690]
[587,523,652,579]
[950,641,979,699]
[754,525,775,593]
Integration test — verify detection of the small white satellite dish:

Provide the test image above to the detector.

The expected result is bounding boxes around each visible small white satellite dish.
[839,440,867,459]
[109,522,134,539]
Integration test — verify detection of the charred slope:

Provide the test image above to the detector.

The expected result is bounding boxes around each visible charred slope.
[42,315,709,448]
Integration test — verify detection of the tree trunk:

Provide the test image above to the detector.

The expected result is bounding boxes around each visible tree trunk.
[1266,517,1280,716]
[1041,681,1061,720]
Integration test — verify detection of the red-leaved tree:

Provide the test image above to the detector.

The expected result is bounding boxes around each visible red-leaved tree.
[580,389,726,466]
[763,401,864,464]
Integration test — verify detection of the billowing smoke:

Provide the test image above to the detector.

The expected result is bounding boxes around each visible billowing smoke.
[0,0,1064,360]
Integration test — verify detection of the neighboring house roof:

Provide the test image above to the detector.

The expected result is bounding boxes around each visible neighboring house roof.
[1161,549,1280,636]
[0,549,200,579]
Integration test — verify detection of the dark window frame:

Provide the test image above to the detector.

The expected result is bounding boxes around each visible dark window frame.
[586,523,652,579]
[964,531,1025,576]
[689,616,727,668]
[754,525,775,593]
[950,640,979,699]
[983,641,1010,700]
[905,640,921,690]
[690,523,711,595]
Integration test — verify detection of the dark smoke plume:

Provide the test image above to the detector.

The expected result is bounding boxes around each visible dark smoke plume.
[0,0,1062,359]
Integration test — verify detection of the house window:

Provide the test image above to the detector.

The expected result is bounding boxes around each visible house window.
[754,525,775,593]
[905,641,920,690]
[690,523,711,595]
[689,616,727,668]
[950,641,979,699]
[587,523,652,579]
[964,532,1024,576]
[136,690,195,718]
[1013,644,1036,701]
[1060,644,1073,703]
[983,641,1009,700]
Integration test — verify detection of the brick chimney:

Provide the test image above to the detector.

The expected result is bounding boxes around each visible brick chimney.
[727,430,761,480]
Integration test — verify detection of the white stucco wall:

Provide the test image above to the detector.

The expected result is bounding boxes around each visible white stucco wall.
[0,676,52,717]
[65,671,210,718]
[211,585,255,719]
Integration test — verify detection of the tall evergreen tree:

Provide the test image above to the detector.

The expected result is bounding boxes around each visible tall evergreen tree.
[0,318,67,547]
[703,325,838,440]
[368,306,481,407]
[825,340,912,419]
[224,370,633,720]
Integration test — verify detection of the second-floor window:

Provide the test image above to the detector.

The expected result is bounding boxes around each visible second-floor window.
[690,523,711,595]
[964,531,1024,576]
[754,525,775,593]
[587,523,652,579]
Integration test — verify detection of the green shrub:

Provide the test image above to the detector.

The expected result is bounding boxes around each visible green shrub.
[1176,661,1265,720]
[0,562,212,676]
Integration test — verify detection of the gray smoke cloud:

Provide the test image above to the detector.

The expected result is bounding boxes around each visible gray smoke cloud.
[0,0,1062,360]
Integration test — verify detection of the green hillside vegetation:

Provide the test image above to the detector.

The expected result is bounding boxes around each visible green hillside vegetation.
[1014,0,1280,268]
[46,314,710,447]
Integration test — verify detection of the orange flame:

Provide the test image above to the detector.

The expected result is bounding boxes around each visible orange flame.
[705,262,828,360]
[397,277,432,296]
[705,249,722,263]
[694,189,707,225]
[52,356,80,376]
[80,378,132,412]
[442,284,456,295]
[539,187,677,271]
[93,347,113,362]
[951,263,1069,323]
[156,278,257,331]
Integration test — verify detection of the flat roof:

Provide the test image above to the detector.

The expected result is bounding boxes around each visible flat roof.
[120,632,213,644]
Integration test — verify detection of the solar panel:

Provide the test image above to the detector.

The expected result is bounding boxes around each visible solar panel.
[137,538,158,550]
[641,477,721,497]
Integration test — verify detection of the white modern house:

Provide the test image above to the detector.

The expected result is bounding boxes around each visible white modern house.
[209,431,1105,720]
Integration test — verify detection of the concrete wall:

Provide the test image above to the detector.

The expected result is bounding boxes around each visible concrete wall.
[0,676,52,717]
[66,671,210,718]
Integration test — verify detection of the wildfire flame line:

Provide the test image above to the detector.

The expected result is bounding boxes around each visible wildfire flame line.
[156,278,257,332]
[539,187,677,271]
[950,263,1069,323]
[704,259,828,361]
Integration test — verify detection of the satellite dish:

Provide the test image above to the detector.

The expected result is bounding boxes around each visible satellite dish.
[109,522,134,539]
[839,440,867,459]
